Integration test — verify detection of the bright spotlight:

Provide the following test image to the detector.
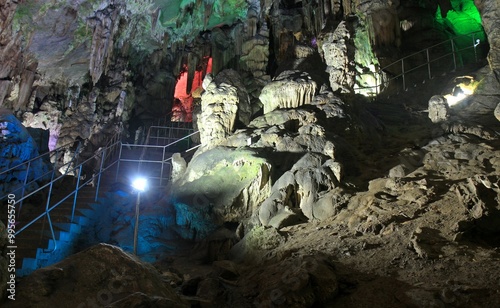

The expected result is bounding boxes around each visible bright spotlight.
[132,177,148,192]
[445,92,467,107]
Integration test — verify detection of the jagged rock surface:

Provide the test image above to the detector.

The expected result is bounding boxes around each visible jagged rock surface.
[197,74,240,147]
[6,244,189,308]
[319,21,355,93]
[171,147,272,240]
[259,70,317,114]
[428,95,450,123]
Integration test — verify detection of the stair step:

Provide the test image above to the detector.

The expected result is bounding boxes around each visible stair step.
[54,222,82,233]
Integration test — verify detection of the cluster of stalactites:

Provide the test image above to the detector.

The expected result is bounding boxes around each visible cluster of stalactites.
[268,0,344,67]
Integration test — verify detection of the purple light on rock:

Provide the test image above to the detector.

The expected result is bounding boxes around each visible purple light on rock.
[311,37,317,48]
[48,130,58,151]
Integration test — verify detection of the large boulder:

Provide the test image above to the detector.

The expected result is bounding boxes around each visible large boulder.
[259,70,317,114]
[428,95,450,123]
[259,153,346,227]
[171,147,272,239]
[5,244,188,308]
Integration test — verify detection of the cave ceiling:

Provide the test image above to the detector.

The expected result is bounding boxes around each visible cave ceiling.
[6,0,492,88]
[11,0,249,85]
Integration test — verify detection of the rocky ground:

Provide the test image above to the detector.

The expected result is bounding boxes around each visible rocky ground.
[152,65,499,307]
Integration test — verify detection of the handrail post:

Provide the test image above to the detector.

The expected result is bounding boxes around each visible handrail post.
[95,148,106,201]
[72,164,82,222]
[401,59,406,91]
[160,146,166,187]
[44,166,57,253]
[18,160,31,218]
[115,143,123,182]
[426,48,432,79]
[156,127,160,146]
[451,39,457,71]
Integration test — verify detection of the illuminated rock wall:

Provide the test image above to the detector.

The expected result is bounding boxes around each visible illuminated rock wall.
[0,109,49,197]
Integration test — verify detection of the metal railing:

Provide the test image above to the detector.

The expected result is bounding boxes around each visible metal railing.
[9,121,200,257]
[11,126,123,252]
[0,140,76,202]
[354,31,487,96]
[146,125,195,146]
[116,130,200,188]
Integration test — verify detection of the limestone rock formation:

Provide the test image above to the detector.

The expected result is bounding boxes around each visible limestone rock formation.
[319,21,355,93]
[259,153,346,227]
[259,70,317,114]
[208,69,252,125]
[475,0,500,72]
[495,102,500,122]
[229,226,286,262]
[197,72,241,147]
[88,5,120,85]
[7,244,188,308]
[171,147,272,239]
[22,101,62,150]
[428,95,450,123]
[240,35,270,79]
[171,152,187,183]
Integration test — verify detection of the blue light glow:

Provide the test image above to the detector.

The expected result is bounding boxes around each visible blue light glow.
[132,177,148,192]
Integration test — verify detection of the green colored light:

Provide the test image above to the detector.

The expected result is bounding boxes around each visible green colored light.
[435,0,483,36]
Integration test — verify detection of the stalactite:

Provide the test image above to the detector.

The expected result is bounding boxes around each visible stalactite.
[342,0,353,17]
[233,24,244,56]
[332,0,342,17]
[150,7,160,32]
[89,5,120,85]
[187,51,199,94]
[313,7,321,37]
[15,68,35,111]
[246,7,259,37]
[173,47,184,77]
[204,2,212,29]
[303,2,313,35]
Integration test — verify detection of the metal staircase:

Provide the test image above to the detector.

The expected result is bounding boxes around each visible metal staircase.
[1,123,199,276]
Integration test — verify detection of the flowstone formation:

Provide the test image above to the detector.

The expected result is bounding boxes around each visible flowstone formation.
[259,70,317,114]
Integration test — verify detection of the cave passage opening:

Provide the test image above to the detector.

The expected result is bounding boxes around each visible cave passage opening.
[172,56,213,123]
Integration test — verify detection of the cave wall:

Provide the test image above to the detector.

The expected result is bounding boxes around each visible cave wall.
[0,0,496,161]
[474,0,500,72]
